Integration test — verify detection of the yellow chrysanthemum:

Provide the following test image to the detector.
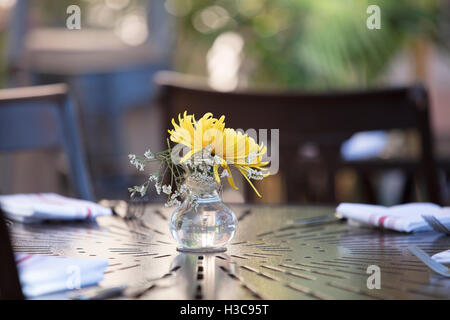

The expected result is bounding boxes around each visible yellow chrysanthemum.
[211,128,269,197]
[168,111,269,197]
[168,111,225,162]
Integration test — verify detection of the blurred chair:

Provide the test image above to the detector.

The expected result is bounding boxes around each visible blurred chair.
[6,1,172,200]
[0,210,23,299]
[439,159,450,205]
[155,71,441,204]
[37,65,167,199]
[0,84,94,200]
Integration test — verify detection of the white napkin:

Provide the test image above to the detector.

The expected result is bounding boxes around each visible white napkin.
[0,193,112,223]
[432,250,450,264]
[336,202,450,233]
[16,253,108,297]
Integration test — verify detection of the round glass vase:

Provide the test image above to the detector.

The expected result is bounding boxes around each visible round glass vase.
[169,176,237,253]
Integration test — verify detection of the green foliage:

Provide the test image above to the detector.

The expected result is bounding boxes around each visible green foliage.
[172,0,445,90]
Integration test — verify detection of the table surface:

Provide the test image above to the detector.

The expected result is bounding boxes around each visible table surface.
[9,204,450,300]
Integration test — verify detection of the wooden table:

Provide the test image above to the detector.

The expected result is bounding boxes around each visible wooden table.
[9,204,450,299]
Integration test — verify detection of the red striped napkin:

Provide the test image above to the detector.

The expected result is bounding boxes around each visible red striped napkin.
[336,203,450,233]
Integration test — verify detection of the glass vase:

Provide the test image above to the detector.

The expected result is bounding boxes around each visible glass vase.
[169,176,237,253]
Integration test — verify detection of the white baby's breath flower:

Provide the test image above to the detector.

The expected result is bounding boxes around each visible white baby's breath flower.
[129,154,145,171]
[138,185,147,197]
[144,149,154,159]
[155,183,162,195]
[162,184,172,195]
[221,169,230,178]
[247,168,264,180]
[165,198,181,207]
[179,183,188,194]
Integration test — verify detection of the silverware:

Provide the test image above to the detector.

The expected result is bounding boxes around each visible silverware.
[408,245,450,277]
[279,213,345,231]
[422,215,450,235]
[126,201,146,220]
[99,199,146,220]
[70,271,178,300]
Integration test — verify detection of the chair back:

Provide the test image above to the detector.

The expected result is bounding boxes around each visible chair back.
[155,71,440,204]
[0,84,94,200]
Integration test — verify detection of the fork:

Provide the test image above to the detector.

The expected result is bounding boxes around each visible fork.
[279,214,345,231]
[408,245,450,277]
[125,200,147,220]
[422,215,450,235]
[99,199,147,220]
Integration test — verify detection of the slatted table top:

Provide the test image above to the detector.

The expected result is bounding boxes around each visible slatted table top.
[9,204,450,300]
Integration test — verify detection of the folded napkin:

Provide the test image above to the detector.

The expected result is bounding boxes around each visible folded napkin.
[16,253,108,297]
[0,193,112,223]
[432,250,450,264]
[336,202,450,233]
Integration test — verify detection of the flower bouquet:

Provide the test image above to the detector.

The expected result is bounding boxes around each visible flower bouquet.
[128,111,269,252]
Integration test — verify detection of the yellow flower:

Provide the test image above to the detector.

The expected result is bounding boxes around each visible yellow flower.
[211,128,269,198]
[168,111,269,198]
[168,111,225,162]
